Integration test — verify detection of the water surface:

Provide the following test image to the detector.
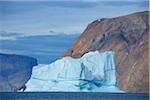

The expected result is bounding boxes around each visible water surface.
[0,34,79,64]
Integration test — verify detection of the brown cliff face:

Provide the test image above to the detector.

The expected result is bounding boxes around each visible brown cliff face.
[64,11,149,93]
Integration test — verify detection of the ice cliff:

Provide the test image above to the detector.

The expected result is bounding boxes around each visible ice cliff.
[25,51,122,92]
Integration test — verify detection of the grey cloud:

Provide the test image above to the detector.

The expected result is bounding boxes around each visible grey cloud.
[38,1,99,8]
[0,31,22,37]
[101,1,149,8]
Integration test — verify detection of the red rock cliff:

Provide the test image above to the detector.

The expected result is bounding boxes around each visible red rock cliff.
[64,11,149,93]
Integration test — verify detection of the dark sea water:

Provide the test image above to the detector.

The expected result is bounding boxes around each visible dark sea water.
[0,92,149,100]
[0,34,79,64]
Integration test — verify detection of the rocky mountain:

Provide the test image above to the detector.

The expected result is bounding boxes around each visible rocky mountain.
[0,53,38,91]
[64,11,149,93]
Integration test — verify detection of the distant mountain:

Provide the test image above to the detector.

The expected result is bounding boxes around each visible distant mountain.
[48,30,64,35]
[64,11,149,93]
[0,31,79,40]
[0,53,38,92]
[48,30,79,35]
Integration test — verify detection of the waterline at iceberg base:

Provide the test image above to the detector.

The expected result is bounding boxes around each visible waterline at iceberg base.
[25,51,123,92]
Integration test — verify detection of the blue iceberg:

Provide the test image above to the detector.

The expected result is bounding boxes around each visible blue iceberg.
[25,51,123,92]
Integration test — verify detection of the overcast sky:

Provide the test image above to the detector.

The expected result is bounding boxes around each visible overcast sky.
[0,0,149,35]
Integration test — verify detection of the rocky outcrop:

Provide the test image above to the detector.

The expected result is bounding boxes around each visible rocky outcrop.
[64,11,149,93]
[0,53,38,92]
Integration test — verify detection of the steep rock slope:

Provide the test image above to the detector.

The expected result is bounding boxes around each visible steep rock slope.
[0,53,38,91]
[64,11,149,93]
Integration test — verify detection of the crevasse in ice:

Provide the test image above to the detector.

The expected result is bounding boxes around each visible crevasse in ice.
[25,51,123,92]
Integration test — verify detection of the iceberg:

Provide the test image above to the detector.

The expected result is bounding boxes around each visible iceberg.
[25,51,123,92]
